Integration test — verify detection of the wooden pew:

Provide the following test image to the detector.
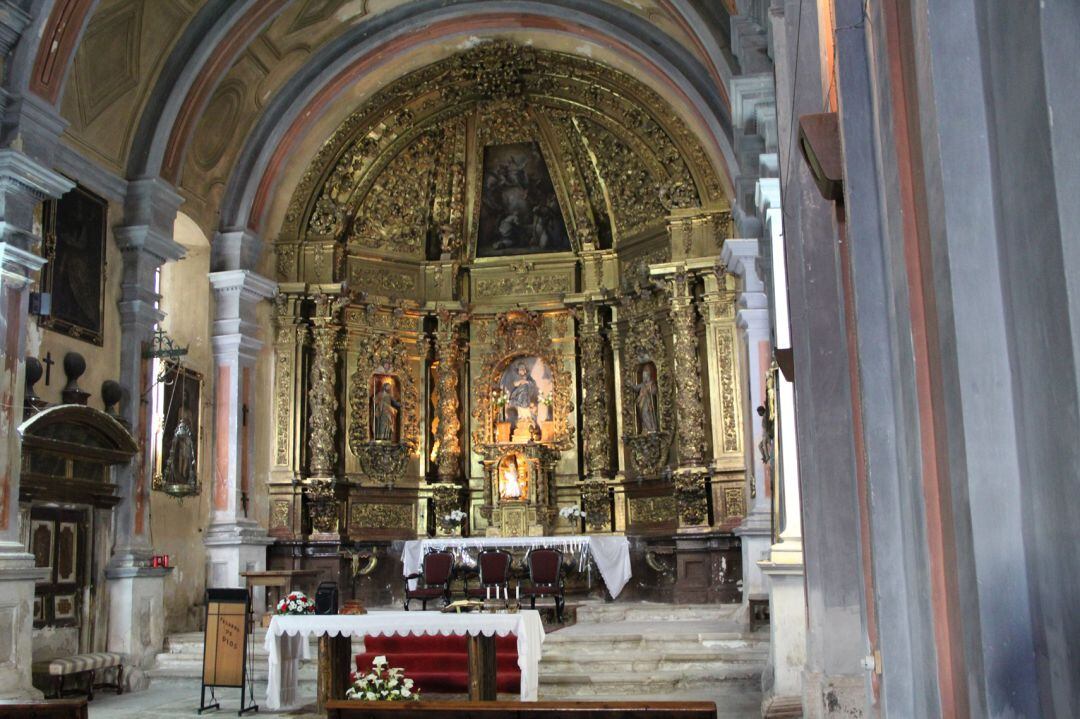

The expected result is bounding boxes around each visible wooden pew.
[327,699,718,719]
[0,698,88,719]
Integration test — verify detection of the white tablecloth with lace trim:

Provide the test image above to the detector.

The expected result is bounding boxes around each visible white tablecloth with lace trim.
[402,535,631,598]
[263,610,546,709]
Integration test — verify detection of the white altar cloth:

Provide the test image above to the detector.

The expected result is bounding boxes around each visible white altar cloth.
[402,535,632,598]
[263,610,545,709]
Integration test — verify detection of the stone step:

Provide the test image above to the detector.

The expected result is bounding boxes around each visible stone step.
[573,602,746,626]
[539,669,764,697]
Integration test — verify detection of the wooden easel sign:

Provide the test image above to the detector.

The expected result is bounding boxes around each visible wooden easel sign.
[199,588,257,715]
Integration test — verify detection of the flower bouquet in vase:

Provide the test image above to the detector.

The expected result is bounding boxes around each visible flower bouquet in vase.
[347,656,420,702]
[276,590,316,615]
[559,505,586,533]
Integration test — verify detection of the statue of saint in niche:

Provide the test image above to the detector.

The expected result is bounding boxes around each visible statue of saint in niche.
[499,454,527,501]
[371,376,401,442]
[500,358,551,442]
[628,361,659,434]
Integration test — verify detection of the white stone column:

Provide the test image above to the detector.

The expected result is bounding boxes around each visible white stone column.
[204,269,275,591]
[0,151,72,700]
[722,238,773,602]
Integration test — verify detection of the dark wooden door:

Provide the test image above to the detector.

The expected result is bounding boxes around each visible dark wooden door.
[28,507,87,629]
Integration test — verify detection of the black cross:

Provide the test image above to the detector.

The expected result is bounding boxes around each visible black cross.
[42,352,55,386]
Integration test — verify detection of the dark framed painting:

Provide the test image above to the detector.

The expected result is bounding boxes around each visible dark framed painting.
[154,360,202,492]
[476,141,571,257]
[39,184,108,345]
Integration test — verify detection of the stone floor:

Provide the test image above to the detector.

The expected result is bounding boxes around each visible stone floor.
[90,602,765,718]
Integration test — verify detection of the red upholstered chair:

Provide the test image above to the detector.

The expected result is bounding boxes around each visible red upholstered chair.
[404,551,454,610]
[523,548,565,621]
[465,550,513,599]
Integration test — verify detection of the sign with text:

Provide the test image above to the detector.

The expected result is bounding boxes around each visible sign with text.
[201,588,249,690]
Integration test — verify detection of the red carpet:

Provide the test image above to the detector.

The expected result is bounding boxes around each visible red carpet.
[355,633,521,694]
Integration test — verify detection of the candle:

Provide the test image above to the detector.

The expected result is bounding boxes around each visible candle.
[487,586,491,600]
[516,584,520,600]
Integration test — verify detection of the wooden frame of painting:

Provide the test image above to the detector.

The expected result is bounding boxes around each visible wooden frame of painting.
[39,183,108,345]
[153,360,203,493]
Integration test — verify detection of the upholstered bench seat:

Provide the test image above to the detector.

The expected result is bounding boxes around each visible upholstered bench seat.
[32,653,123,701]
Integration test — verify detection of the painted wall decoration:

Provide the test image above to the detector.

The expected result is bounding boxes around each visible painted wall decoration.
[39,184,108,345]
[476,142,570,257]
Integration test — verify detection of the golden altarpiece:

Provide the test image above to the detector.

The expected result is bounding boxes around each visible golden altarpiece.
[265,43,749,603]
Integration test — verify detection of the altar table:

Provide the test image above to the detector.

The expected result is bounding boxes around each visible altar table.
[402,535,632,598]
[264,611,546,710]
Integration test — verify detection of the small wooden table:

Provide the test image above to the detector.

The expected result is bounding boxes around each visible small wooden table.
[241,570,320,621]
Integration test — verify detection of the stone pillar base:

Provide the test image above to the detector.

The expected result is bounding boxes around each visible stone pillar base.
[204,520,273,608]
[735,510,772,601]
[801,672,868,719]
[759,560,806,702]
[105,566,171,691]
[0,546,49,700]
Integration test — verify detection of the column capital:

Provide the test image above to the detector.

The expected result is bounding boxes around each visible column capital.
[721,238,765,290]
[211,228,264,272]
[0,242,45,285]
[0,148,73,199]
[210,270,276,362]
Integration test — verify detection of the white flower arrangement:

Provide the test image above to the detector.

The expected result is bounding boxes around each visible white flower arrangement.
[559,505,585,521]
[346,656,420,702]
[275,591,316,615]
[439,508,467,532]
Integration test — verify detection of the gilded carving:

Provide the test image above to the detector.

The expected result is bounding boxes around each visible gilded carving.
[348,265,417,296]
[307,293,348,476]
[578,303,611,477]
[348,503,414,532]
[723,486,745,519]
[270,500,291,530]
[668,270,708,465]
[619,288,675,475]
[474,273,569,298]
[305,477,339,535]
[674,469,709,527]
[431,483,462,534]
[470,311,575,453]
[717,330,740,455]
[434,310,465,480]
[274,348,292,466]
[348,332,420,484]
[580,478,611,532]
[628,495,677,524]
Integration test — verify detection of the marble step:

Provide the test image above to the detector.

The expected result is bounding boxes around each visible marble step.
[539,669,764,697]
[541,649,767,673]
[574,602,746,627]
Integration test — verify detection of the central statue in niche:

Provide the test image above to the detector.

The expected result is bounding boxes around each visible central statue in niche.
[371,375,401,442]
[496,356,553,443]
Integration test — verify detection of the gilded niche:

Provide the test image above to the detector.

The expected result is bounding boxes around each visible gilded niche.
[348,332,420,484]
[619,287,676,477]
[471,311,575,453]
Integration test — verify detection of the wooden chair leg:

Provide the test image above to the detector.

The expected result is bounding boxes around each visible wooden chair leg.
[530,597,536,610]
[87,670,95,701]
[53,675,62,699]
[116,664,124,695]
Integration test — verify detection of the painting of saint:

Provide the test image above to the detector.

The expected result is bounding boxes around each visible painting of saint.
[40,184,107,345]
[498,357,554,442]
[158,361,201,490]
[371,375,401,442]
[476,142,570,257]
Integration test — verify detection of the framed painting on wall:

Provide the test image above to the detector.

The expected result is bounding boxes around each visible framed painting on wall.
[39,183,108,345]
[153,360,203,495]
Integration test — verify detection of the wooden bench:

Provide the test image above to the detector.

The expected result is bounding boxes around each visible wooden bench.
[0,698,88,719]
[32,652,124,701]
[326,700,718,719]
